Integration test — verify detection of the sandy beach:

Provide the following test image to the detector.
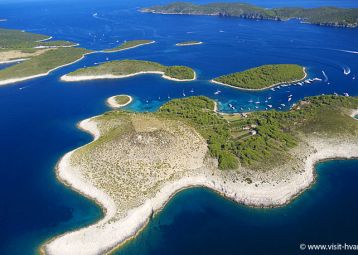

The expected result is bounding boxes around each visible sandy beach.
[211,67,307,91]
[61,70,197,82]
[42,112,358,255]
[106,95,133,108]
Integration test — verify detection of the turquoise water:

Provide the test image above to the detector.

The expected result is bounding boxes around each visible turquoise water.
[0,0,357,254]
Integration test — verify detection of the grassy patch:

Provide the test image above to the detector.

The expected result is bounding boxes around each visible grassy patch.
[65,60,195,80]
[0,47,90,80]
[213,64,305,90]
[103,40,154,52]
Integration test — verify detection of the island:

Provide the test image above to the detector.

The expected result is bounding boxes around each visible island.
[61,60,196,82]
[106,95,133,108]
[0,28,91,86]
[212,64,306,90]
[141,2,358,28]
[102,40,155,53]
[176,41,203,46]
[41,95,358,255]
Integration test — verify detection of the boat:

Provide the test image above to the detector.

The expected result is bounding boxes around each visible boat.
[288,98,292,102]
[214,90,221,95]
[344,92,349,97]
[267,105,273,108]
[190,88,194,93]
[255,101,260,104]
[268,97,272,100]
[281,103,286,107]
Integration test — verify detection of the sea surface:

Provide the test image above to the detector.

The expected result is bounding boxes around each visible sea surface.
[0,0,357,254]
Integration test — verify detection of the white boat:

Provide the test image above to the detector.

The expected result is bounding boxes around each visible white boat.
[190,89,194,93]
[288,98,292,102]
[344,92,349,97]
[214,90,221,95]
[267,105,273,108]
[255,101,260,104]
[268,97,272,100]
[281,103,286,107]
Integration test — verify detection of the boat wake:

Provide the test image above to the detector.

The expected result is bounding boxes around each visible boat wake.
[343,66,351,75]
[322,71,329,82]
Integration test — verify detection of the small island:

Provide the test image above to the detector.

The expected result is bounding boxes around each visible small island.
[61,59,196,82]
[176,41,203,46]
[141,2,358,28]
[107,95,133,108]
[212,64,306,90]
[102,40,155,53]
[42,95,358,255]
[0,28,91,86]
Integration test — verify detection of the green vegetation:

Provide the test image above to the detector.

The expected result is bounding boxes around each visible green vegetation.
[0,28,91,85]
[158,95,358,170]
[141,2,358,28]
[213,64,305,90]
[65,60,195,80]
[0,28,48,49]
[0,47,90,81]
[103,40,154,52]
[164,65,195,80]
[0,28,76,49]
[114,95,131,105]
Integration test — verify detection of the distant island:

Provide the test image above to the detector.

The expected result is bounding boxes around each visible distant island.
[102,40,155,53]
[61,59,196,82]
[42,95,358,255]
[176,41,203,46]
[0,28,91,86]
[107,95,133,108]
[212,64,306,90]
[141,2,358,28]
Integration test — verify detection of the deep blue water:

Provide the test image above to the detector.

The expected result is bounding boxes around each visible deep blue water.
[0,0,357,254]
[117,160,358,255]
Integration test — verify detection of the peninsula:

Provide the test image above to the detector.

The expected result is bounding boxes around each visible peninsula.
[176,41,203,46]
[42,95,358,255]
[0,28,91,86]
[102,40,155,53]
[141,2,358,28]
[106,95,133,108]
[61,60,196,82]
[212,64,306,90]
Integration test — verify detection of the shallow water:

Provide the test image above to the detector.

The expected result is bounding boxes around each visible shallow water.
[0,0,357,254]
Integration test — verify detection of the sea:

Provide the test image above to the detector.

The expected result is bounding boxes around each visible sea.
[0,0,357,254]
